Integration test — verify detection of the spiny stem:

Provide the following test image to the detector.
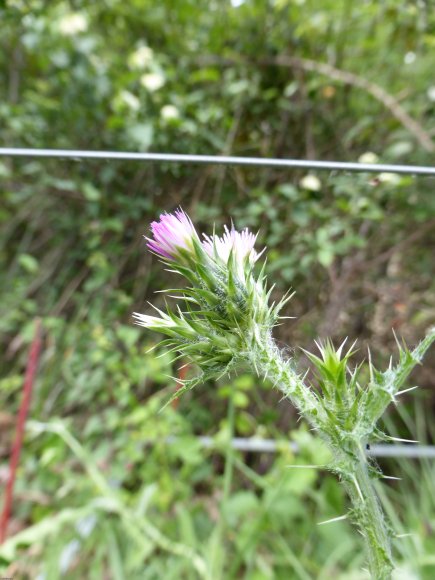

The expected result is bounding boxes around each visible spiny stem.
[251,334,321,423]
[343,445,393,579]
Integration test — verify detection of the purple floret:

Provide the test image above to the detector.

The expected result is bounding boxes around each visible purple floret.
[146,208,197,260]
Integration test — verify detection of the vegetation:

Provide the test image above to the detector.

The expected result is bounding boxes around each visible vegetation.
[1,1,434,578]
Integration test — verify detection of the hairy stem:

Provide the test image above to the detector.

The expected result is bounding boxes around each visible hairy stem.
[366,327,435,426]
[250,333,321,423]
[342,445,393,579]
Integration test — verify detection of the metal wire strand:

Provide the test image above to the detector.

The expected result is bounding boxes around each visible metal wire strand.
[0,148,435,175]
[166,437,435,458]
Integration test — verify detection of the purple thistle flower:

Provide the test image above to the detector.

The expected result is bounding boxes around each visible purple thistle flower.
[146,208,198,260]
[202,225,263,265]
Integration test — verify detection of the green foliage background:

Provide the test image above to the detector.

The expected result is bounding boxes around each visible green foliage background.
[0,0,434,578]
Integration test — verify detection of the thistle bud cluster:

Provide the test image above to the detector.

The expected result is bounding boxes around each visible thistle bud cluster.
[134,208,292,404]
[135,208,435,579]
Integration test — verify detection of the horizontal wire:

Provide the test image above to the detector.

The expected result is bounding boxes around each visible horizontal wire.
[165,436,435,458]
[1,147,435,175]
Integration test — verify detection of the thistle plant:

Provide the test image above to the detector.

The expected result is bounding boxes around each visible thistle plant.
[134,208,435,579]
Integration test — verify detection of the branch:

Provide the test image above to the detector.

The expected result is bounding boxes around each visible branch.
[199,55,435,153]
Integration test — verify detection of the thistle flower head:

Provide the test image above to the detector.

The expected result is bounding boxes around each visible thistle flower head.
[146,208,198,260]
[136,208,288,402]
[202,225,263,265]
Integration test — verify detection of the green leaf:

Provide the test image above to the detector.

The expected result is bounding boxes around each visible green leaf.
[127,123,154,150]
[82,182,101,201]
[18,253,39,273]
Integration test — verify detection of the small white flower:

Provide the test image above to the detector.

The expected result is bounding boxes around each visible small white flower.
[300,175,321,191]
[58,13,88,36]
[427,86,435,102]
[358,151,379,164]
[120,90,141,111]
[161,105,180,120]
[404,52,416,65]
[140,73,165,92]
[378,172,400,185]
[129,45,154,69]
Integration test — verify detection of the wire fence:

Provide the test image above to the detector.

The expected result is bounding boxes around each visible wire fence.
[3,147,435,459]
